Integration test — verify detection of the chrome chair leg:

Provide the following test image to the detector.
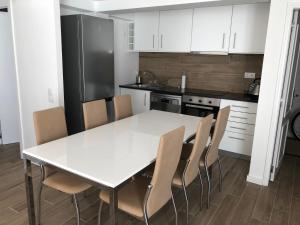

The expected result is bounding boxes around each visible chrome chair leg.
[144,213,150,225]
[182,183,189,225]
[37,182,43,225]
[204,164,211,209]
[198,168,203,210]
[217,157,223,192]
[98,200,104,225]
[73,194,80,225]
[171,191,178,225]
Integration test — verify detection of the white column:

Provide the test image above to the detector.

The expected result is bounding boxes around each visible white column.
[10,0,64,150]
[0,11,20,145]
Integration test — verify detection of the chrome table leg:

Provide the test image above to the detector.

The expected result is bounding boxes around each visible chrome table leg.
[24,159,36,225]
[109,189,118,225]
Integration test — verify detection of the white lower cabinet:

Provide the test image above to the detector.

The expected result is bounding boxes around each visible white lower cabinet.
[120,88,151,115]
[219,99,258,156]
[220,131,254,156]
[226,121,255,135]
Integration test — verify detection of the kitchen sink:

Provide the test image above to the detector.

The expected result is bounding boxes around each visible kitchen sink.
[130,84,151,88]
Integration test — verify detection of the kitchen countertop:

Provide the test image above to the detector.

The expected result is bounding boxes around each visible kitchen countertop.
[119,84,259,103]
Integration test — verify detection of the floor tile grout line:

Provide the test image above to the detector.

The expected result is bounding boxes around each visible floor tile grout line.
[207,160,247,225]
[8,206,22,215]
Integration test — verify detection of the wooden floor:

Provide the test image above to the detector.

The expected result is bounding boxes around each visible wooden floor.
[0,144,299,225]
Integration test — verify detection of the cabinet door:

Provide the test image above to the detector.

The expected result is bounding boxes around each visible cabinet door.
[220,131,254,156]
[191,6,233,53]
[120,88,151,114]
[134,11,159,51]
[229,3,270,54]
[159,9,193,52]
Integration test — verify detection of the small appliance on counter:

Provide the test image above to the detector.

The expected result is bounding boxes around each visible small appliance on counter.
[136,74,142,85]
[248,78,261,97]
[181,72,187,91]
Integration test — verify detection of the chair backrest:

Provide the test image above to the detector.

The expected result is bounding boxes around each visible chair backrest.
[82,100,108,130]
[184,114,213,186]
[33,107,68,145]
[146,126,185,217]
[114,95,133,121]
[205,106,230,167]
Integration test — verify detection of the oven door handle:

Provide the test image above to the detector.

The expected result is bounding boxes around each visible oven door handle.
[185,104,214,110]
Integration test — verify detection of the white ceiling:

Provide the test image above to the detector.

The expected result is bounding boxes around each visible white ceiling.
[61,0,270,14]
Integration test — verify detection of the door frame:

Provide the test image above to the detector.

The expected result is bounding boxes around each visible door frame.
[270,9,300,181]
[262,2,300,184]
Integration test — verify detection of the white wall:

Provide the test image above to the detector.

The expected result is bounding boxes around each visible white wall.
[10,0,63,150]
[247,0,300,185]
[113,17,139,95]
[0,11,20,144]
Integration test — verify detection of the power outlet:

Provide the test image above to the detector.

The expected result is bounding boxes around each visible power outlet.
[48,88,54,104]
[244,72,256,79]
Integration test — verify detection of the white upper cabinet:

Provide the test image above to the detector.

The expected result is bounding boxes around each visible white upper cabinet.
[132,3,270,53]
[134,11,159,51]
[158,9,193,52]
[229,3,270,54]
[191,6,233,53]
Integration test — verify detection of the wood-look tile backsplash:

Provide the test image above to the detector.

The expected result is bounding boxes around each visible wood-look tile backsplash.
[139,53,264,93]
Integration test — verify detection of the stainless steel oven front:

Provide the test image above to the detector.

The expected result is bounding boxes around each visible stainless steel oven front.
[182,95,220,118]
[150,93,182,113]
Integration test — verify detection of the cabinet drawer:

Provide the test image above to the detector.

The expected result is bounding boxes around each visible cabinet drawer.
[220,99,257,114]
[228,111,257,124]
[219,131,253,156]
[226,121,255,135]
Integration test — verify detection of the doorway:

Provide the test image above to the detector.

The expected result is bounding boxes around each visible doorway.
[271,9,300,181]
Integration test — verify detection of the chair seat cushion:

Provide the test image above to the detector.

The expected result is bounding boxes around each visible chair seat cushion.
[99,176,150,219]
[43,172,91,194]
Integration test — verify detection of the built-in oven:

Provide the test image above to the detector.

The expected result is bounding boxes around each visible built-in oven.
[182,95,220,118]
[150,93,182,113]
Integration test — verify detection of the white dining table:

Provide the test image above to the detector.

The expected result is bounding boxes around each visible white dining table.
[23,110,202,225]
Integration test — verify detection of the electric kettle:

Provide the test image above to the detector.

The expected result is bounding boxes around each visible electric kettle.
[248,78,261,96]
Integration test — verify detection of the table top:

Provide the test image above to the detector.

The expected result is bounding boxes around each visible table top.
[23,110,202,188]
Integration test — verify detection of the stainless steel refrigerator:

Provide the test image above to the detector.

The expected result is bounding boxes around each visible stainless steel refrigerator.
[61,15,114,134]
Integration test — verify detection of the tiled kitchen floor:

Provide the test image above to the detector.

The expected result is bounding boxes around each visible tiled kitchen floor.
[0,143,299,225]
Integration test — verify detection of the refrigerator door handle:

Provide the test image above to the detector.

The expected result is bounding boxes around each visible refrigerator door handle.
[77,16,84,102]
[80,16,86,102]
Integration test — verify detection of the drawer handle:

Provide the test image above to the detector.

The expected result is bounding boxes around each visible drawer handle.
[232,105,249,109]
[228,136,245,141]
[230,116,247,120]
[229,126,247,131]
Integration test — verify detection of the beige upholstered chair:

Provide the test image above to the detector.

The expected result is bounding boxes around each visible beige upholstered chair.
[82,99,108,130]
[172,114,213,224]
[200,106,230,208]
[114,95,133,121]
[33,107,92,225]
[98,126,185,225]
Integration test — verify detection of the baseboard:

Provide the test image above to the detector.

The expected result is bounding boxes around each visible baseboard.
[246,174,266,186]
[220,150,251,161]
